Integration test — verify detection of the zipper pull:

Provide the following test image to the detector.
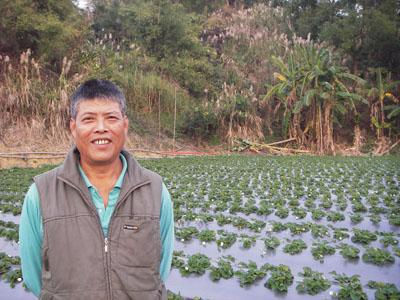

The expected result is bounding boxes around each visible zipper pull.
[104,238,108,253]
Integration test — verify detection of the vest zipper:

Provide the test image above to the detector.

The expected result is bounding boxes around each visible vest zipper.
[104,237,108,252]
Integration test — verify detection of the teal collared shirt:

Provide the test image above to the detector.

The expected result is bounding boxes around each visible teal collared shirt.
[19,155,174,297]
[78,154,128,237]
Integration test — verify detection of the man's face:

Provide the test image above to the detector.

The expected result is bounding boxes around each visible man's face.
[70,98,128,166]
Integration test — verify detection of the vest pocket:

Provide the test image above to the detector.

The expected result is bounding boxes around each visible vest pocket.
[116,216,161,267]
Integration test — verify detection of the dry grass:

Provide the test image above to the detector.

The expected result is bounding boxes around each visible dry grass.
[0,50,83,144]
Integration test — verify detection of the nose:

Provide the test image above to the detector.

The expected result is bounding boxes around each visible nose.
[94,118,108,133]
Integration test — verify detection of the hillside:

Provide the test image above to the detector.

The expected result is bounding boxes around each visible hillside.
[1,0,399,156]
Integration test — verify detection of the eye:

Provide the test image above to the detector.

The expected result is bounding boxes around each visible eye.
[82,117,94,122]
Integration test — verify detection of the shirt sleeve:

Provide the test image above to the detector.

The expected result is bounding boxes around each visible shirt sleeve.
[19,183,43,297]
[159,182,174,282]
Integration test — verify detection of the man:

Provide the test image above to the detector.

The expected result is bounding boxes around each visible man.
[19,79,174,300]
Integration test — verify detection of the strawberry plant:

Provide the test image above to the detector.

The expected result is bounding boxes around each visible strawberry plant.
[239,235,257,249]
[332,228,350,241]
[0,253,22,288]
[379,234,398,248]
[0,220,19,242]
[327,211,345,222]
[310,224,330,238]
[311,209,326,221]
[176,226,199,242]
[210,256,235,281]
[1,268,22,288]
[235,261,268,287]
[338,243,360,260]
[263,236,280,250]
[215,214,232,226]
[232,217,249,230]
[369,213,381,224]
[367,281,400,300]
[180,253,211,276]
[292,208,307,219]
[320,198,333,209]
[264,264,293,293]
[167,291,184,300]
[171,251,186,269]
[350,213,363,224]
[351,229,377,245]
[331,272,367,300]
[247,219,266,233]
[287,222,309,235]
[352,201,367,213]
[283,239,307,255]
[197,229,216,243]
[296,267,331,295]
[216,230,237,249]
[362,247,395,265]
[311,241,335,261]
[275,206,289,219]
[388,211,400,226]
[271,221,287,232]
[257,201,273,216]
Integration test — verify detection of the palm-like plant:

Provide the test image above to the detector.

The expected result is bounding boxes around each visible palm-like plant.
[367,69,400,140]
[265,40,366,154]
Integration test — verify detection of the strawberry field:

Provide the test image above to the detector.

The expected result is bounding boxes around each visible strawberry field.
[0,155,399,299]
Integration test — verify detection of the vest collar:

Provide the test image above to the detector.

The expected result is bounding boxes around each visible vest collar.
[58,146,150,198]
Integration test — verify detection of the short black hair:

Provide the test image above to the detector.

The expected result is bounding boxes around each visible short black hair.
[70,79,126,119]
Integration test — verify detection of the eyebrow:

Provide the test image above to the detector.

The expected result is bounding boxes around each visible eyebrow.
[80,111,122,116]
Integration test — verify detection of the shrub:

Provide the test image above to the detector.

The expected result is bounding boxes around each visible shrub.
[180,106,218,141]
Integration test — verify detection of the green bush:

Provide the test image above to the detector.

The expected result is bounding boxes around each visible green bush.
[180,106,218,140]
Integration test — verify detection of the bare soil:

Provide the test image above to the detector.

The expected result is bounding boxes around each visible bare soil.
[0,126,225,169]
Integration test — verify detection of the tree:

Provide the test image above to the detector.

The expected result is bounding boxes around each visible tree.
[367,68,400,140]
[0,0,88,67]
[265,39,366,154]
[92,0,221,98]
[278,0,400,77]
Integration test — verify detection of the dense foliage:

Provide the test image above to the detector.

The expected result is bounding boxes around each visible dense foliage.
[1,0,399,151]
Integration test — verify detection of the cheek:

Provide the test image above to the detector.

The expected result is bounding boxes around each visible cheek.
[74,127,92,141]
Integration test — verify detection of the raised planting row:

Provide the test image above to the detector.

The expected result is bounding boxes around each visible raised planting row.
[170,251,400,299]
[174,222,400,261]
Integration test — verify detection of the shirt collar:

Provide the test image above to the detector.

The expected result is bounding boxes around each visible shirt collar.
[78,153,127,189]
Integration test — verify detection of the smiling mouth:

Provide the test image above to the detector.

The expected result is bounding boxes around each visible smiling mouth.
[92,139,111,145]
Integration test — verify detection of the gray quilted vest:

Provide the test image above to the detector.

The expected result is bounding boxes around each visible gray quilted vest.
[34,147,167,300]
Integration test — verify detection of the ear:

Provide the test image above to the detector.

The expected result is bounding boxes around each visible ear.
[70,118,77,139]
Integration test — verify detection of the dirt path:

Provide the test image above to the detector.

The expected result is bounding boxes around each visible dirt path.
[0,132,224,169]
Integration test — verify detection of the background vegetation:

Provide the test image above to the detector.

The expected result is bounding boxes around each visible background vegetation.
[1,0,399,154]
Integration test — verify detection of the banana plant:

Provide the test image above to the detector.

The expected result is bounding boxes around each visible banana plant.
[367,68,400,139]
[265,40,366,153]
